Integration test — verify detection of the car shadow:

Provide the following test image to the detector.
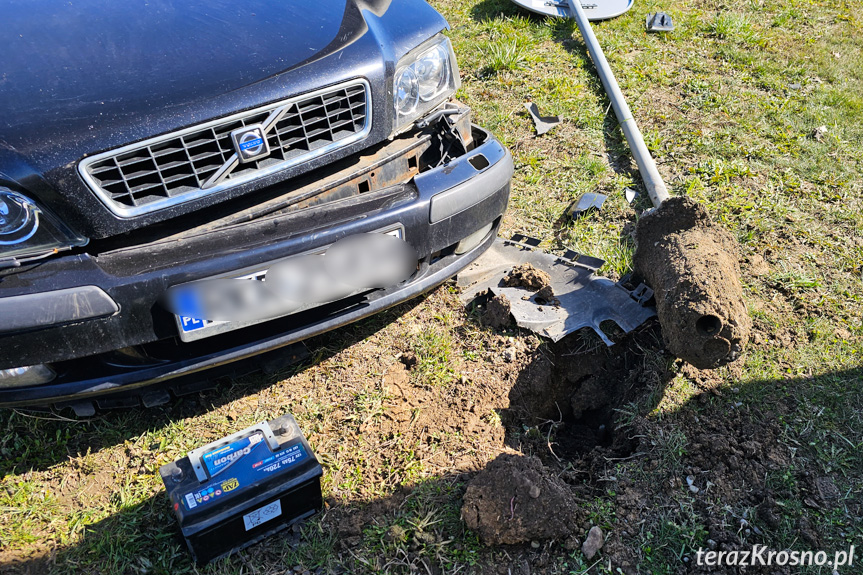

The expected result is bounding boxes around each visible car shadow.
[0,294,427,476]
[5,357,860,574]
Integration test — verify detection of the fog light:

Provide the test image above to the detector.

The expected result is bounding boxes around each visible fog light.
[454,222,494,255]
[0,364,56,388]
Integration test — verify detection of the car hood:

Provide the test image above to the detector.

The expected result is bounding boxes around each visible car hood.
[0,0,448,237]
[1,0,374,133]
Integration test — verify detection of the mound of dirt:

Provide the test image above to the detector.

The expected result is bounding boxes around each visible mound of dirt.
[633,197,750,369]
[481,293,512,329]
[503,263,551,291]
[461,453,580,545]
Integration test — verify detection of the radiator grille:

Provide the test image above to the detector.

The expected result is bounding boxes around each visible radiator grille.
[79,80,370,217]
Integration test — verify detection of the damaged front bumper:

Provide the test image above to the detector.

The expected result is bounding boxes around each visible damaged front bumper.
[0,116,512,412]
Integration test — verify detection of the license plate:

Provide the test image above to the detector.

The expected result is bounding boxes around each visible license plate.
[174,227,404,342]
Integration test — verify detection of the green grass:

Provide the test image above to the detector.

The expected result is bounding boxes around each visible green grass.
[2,0,863,573]
[411,327,457,387]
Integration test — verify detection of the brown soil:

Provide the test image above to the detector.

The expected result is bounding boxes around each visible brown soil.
[533,285,557,305]
[504,325,668,461]
[440,316,813,574]
[633,197,751,369]
[461,453,581,545]
[6,287,844,574]
[502,264,551,291]
[316,316,670,556]
[481,293,512,329]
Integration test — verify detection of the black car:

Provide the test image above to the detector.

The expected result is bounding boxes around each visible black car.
[0,0,512,414]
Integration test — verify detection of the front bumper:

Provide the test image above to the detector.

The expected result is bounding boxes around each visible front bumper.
[0,124,512,410]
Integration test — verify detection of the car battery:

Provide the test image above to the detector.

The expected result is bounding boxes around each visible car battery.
[159,413,323,564]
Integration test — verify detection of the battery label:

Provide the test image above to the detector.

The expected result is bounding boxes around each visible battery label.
[251,443,307,473]
[180,441,309,512]
[202,432,264,477]
[243,500,282,531]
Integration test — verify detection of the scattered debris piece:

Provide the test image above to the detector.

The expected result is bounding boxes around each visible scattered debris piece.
[757,497,781,528]
[746,254,771,276]
[582,526,604,559]
[503,263,552,291]
[633,197,750,368]
[481,292,512,329]
[815,476,840,502]
[798,517,821,547]
[502,346,517,363]
[812,125,828,141]
[461,453,579,545]
[534,284,559,306]
[458,238,656,345]
[686,475,699,493]
[624,187,639,205]
[564,536,581,551]
[834,327,852,341]
[386,524,408,543]
[566,192,607,219]
[524,102,562,136]
[646,12,674,32]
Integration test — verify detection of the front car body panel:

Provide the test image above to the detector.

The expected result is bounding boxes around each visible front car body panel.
[0,0,515,410]
[0,125,512,407]
[0,0,447,238]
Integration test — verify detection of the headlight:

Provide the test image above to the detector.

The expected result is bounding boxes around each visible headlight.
[0,188,87,260]
[394,67,420,118]
[415,44,450,101]
[0,191,38,243]
[392,35,460,133]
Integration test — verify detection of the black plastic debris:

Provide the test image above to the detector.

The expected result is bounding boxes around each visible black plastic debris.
[566,192,607,219]
[646,12,674,32]
[457,236,656,345]
[524,102,562,136]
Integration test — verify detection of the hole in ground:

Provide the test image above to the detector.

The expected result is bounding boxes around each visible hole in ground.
[502,323,671,464]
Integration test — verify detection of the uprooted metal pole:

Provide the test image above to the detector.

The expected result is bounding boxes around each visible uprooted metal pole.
[565,0,669,208]
[561,0,750,369]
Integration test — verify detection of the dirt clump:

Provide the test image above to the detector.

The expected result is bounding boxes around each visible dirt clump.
[633,197,751,369]
[533,284,558,305]
[461,453,580,545]
[581,526,604,559]
[503,263,551,291]
[746,253,771,276]
[814,476,840,504]
[481,293,512,329]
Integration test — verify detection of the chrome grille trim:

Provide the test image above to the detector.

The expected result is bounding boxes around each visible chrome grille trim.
[78,79,372,218]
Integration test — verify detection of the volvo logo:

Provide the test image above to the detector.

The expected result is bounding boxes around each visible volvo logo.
[230,124,270,163]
